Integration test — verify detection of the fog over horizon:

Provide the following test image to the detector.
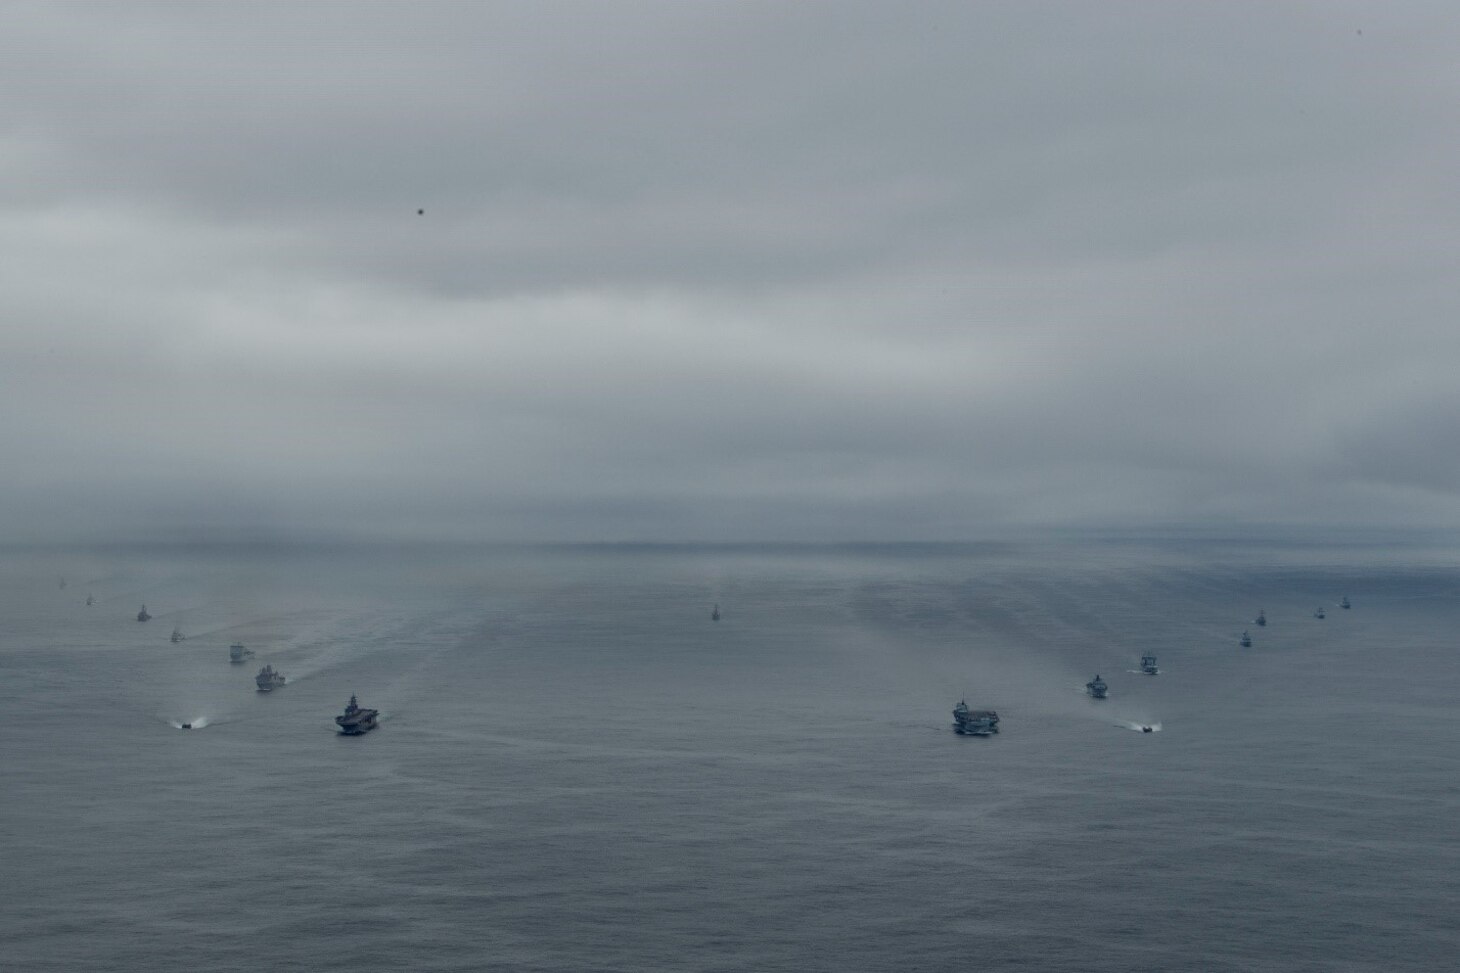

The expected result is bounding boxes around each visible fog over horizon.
[4,2,1459,543]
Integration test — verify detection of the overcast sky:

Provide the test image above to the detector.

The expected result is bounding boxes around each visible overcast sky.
[3,1,1458,542]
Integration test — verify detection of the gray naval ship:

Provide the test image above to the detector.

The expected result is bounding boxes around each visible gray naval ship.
[1140,654,1159,674]
[1240,630,1252,647]
[137,605,151,622]
[1255,609,1266,627]
[229,642,254,664]
[1086,674,1108,699]
[255,664,286,692]
[1340,596,1351,609]
[170,627,184,643]
[951,698,1000,736]
[335,695,379,735]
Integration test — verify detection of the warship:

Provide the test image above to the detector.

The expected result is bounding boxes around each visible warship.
[85,594,93,606]
[255,665,286,692]
[951,698,1000,736]
[1313,606,1326,620]
[1086,674,1108,699]
[711,603,721,621]
[1255,610,1266,627]
[137,605,151,622]
[229,642,253,664]
[1140,654,1159,674]
[335,695,379,735]
[1340,596,1351,609]
[170,627,184,643]
[1240,631,1252,647]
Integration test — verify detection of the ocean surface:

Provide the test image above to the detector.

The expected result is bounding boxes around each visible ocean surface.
[2,536,1457,972]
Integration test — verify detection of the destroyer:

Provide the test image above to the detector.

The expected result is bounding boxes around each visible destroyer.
[1140,654,1159,675]
[170,627,185,643]
[137,605,151,622]
[951,698,1000,736]
[255,665,286,692]
[335,695,378,735]
[229,642,253,664]
[1313,606,1326,620]
[1086,674,1108,699]
[1240,631,1252,647]
[1340,596,1351,609]
[1255,610,1266,627]
[711,603,721,621]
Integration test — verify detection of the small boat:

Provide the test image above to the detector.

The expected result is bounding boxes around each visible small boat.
[711,603,721,621]
[180,723,193,730]
[1140,654,1158,675]
[1255,610,1266,627]
[1313,607,1326,619]
[1086,674,1108,699]
[951,698,1000,736]
[229,642,253,664]
[1141,725,1153,733]
[335,695,379,735]
[1240,631,1252,647]
[85,594,93,606]
[1339,596,1351,609]
[170,628,185,643]
[137,605,151,622]
[255,665,286,692]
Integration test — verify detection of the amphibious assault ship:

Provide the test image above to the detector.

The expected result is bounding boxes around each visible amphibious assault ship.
[335,695,378,735]
[255,665,286,692]
[1086,674,1108,699]
[951,698,1000,736]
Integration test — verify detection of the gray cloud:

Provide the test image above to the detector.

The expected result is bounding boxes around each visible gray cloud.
[3,1,1460,541]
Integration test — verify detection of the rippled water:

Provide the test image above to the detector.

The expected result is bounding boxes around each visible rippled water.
[2,538,1457,971]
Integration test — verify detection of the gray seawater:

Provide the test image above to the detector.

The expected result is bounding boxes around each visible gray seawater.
[2,537,1457,972]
